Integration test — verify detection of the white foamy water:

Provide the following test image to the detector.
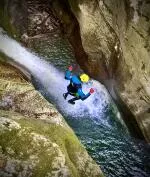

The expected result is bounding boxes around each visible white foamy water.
[0,29,110,119]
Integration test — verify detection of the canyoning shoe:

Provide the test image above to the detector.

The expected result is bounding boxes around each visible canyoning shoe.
[68,100,75,105]
[63,93,67,100]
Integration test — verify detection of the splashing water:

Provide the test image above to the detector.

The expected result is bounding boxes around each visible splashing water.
[0,30,110,120]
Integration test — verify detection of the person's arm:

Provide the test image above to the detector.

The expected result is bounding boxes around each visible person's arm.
[77,88,94,101]
[65,66,73,80]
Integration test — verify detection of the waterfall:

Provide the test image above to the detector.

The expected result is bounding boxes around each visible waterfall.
[0,29,112,121]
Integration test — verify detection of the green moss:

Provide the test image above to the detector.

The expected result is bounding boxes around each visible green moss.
[0,1,19,39]
[52,0,80,25]
[0,52,11,63]
[67,0,80,14]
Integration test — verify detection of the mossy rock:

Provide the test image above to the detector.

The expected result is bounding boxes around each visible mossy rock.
[0,0,27,39]
[0,0,16,37]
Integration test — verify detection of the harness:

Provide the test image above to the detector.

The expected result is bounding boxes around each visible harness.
[67,78,81,97]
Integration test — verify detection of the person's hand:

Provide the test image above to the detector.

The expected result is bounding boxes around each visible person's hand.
[68,66,73,71]
[90,88,94,94]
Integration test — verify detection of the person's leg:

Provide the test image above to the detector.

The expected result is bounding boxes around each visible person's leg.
[68,97,80,104]
[63,92,69,99]
[63,84,71,99]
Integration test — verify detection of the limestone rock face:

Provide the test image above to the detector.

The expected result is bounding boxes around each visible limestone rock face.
[27,0,60,37]
[67,0,150,141]
[0,61,104,177]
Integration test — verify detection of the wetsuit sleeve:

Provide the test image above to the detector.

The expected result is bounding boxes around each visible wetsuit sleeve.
[77,88,91,101]
[65,70,72,80]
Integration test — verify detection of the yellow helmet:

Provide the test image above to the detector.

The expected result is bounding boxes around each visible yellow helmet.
[80,74,89,83]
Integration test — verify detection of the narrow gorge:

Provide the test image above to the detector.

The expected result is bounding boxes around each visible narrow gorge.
[0,0,150,177]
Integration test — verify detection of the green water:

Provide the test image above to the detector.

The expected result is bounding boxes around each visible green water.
[30,32,150,177]
[28,31,75,71]
[65,112,150,177]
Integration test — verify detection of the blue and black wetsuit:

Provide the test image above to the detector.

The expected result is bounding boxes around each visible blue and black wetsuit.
[64,70,90,104]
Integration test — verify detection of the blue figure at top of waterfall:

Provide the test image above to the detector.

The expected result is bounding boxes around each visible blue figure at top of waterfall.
[63,66,94,104]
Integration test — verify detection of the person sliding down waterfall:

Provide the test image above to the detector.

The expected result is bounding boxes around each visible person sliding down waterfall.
[63,66,94,104]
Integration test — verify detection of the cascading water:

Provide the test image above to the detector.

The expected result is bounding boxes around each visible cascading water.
[0,29,115,122]
[0,28,150,177]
